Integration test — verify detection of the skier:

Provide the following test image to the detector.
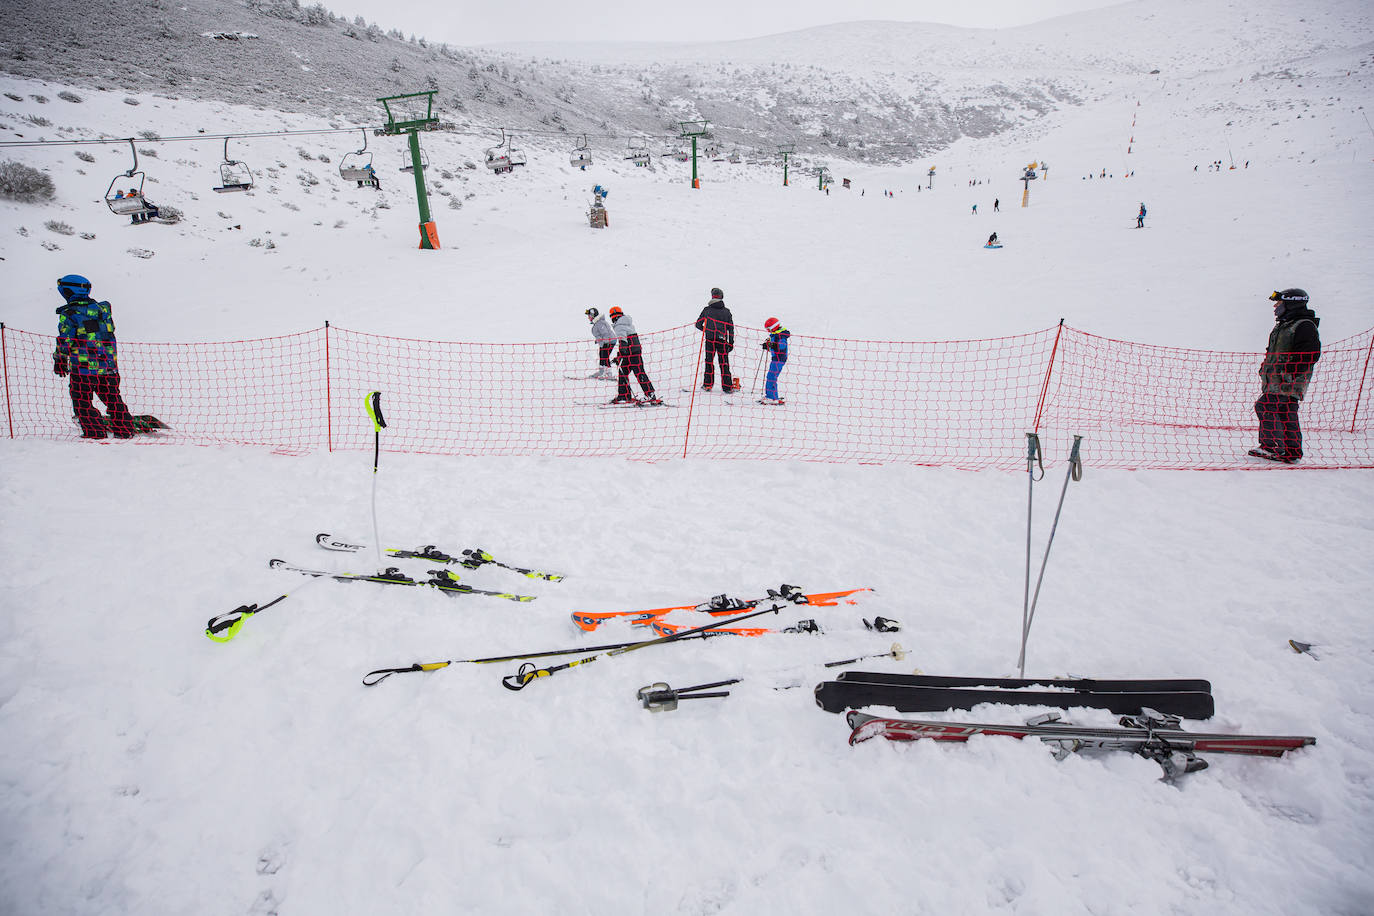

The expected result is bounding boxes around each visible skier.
[694,287,735,392]
[971,204,977,215]
[759,317,790,405]
[1136,202,1147,228]
[1249,288,1321,463]
[994,198,999,212]
[584,307,616,379]
[52,274,136,439]
[608,307,661,405]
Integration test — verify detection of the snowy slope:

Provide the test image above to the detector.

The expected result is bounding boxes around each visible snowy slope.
[3,3,1374,913]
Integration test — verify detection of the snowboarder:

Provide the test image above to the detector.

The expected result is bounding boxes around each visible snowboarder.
[1250,289,1321,463]
[608,307,660,404]
[52,274,136,439]
[759,317,790,405]
[987,232,999,247]
[1136,203,1147,228]
[585,307,616,379]
[694,287,736,392]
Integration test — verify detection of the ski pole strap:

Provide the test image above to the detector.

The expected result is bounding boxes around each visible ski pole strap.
[1026,432,1044,481]
[361,661,451,686]
[502,658,592,691]
[1068,434,1083,481]
[365,391,386,431]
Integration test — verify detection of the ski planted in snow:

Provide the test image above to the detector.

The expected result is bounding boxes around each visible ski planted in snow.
[270,560,536,602]
[571,585,869,632]
[815,680,1215,720]
[845,710,1314,781]
[317,533,563,581]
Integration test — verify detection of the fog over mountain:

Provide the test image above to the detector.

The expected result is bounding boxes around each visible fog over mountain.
[2,0,1368,162]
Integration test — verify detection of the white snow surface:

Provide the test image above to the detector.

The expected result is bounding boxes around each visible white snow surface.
[3,9,1374,913]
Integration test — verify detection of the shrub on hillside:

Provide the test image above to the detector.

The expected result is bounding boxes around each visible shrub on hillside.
[44,220,74,236]
[58,91,82,103]
[0,161,56,202]
[75,150,96,162]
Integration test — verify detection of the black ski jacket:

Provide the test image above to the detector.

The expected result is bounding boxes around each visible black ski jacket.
[695,299,734,349]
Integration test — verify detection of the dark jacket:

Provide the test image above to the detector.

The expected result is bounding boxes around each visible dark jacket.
[1260,307,1321,399]
[694,299,734,349]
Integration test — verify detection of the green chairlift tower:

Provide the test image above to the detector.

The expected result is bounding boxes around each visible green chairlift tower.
[377,90,441,249]
[678,120,710,188]
[778,143,795,186]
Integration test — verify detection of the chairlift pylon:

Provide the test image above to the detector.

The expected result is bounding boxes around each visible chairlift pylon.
[213,137,254,193]
[105,139,156,219]
[339,128,378,188]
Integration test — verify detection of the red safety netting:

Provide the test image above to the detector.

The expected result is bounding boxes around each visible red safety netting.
[4,322,1372,470]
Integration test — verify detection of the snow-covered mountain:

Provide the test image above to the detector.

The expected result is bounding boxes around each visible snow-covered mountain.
[3,0,1370,162]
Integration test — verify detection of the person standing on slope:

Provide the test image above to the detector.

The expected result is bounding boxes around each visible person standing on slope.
[584,307,617,379]
[608,306,661,405]
[1249,288,1321,463]
[694,287,735,392]
[1136,202,1147,228]
[52,274,136,439]
[759,317,790,405]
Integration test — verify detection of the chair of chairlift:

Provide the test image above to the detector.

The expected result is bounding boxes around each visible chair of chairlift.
[399,147,429,174]
[570,135,592,169]
[105,139,157,219]
[213,138,254,193]
[339,129,378,187]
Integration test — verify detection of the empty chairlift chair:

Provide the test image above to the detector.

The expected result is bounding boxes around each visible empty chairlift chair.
[212,138,254,193]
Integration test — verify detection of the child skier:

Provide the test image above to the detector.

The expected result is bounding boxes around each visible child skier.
[584,307,616,379]
[759,317,790,405]
[608,307,661,405]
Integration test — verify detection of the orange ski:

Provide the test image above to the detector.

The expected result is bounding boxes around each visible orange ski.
[571,586,870,632]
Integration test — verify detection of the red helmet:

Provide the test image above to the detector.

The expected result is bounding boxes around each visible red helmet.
[609,306,624,319]
[764,317,781,332]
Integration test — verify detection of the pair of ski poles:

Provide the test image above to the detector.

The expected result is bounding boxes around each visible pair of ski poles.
[1017,433,1083,678]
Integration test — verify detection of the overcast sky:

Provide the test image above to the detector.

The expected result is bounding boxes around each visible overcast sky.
[329,0,1132,46]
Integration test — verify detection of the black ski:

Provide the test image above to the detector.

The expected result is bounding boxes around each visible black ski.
[814,680,1215,719]
[836,671,1212,694]
[317,533,563,581]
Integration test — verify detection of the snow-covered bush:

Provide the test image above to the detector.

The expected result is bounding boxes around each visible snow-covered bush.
[44,220,74,236]
[0,161,56,202]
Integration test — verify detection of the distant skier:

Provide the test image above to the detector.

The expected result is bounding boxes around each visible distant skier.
[759,317,790,405]
[694,287,736,392]
[1249,288,1321,463]
[52,274,136,439]
[993,198,1000,212]
[585,307,616,379]
[987,232,999,247]
[1136,203,1147,228]
[971,204,977,215]
[608,306,661,405]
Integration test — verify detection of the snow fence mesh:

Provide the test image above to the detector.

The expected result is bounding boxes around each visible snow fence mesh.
[4,322,1372,470]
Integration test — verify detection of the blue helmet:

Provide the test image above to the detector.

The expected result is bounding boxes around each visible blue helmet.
[57,274,92,300]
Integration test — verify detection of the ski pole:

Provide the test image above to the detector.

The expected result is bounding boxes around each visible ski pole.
[749,346,764,395]
[501,602,786,691]
[824,642,907,668]
[365,391,387,575]
[205,574,328,642]
[362,628,742,686]
[1019,432,1043,677]
[1018,435,1082,678]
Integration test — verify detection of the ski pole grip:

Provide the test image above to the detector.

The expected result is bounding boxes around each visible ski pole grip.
[366,391,387,430]
[502,662,549,691]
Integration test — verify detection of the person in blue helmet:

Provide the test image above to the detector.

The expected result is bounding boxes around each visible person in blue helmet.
[759,316,790,405]
[53,275,136,438]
